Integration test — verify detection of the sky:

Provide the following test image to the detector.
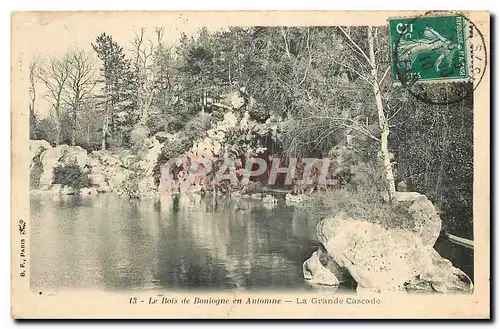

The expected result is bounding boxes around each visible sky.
[13,12,214,118]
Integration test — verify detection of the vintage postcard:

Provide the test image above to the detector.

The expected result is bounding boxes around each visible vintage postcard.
[11,11,490,319]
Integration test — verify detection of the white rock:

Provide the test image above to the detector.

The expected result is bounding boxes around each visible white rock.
[250,193,262,200]
[394,191,423,202]
[38,145,88,188]
[30,140,52,164]
[309,212,471,293]
[229,92,245,109]
[80,187,97,195]
[50,184,62,194]
[285,193,305,205]
[97,185,111,193]
[303,250,340,286]
[222,112,238,129]
[61,186,76,195]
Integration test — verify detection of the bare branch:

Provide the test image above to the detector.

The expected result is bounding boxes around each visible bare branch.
[310,106,381,142]
[387,103,403,121]
[298,28,312,86]
[378,65,391,86]
[331,59,373,86]
[338,26,372,66]
[280,27,291,58]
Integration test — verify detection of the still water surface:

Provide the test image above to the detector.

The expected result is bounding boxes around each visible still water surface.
[30,193,473,292]
[31,194,326,292]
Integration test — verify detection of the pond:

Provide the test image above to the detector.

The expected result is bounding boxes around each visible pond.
[29,193,473,292]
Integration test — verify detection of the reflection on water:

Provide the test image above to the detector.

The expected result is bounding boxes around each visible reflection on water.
[30,194,324,292]
[30,193,473,292]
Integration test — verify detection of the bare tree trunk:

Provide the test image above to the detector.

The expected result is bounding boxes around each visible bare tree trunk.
[102,79,110,151]
[55,119,61,146]
[54,100,62,145]
[139,92,155,125]
[71,97,79,146]
[367,27,396,201]
[280,27,291,58]
[101,114,108,151]
[71,110,77,146]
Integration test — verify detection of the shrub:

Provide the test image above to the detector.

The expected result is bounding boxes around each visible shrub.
[36,118,58,146]
[183,113,212,144]
[303,188,416,231]
[53,164,92,190]
[153,138,191,186]
[130,124,150,153]
[120,170,143,199]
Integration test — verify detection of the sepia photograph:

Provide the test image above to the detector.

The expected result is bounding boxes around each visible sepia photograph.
[11,10,490,319]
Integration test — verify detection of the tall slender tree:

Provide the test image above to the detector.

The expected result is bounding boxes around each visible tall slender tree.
[28,57,40,139]
[335,26,397,201]
[92,33,136,150]
[64,48,97,146]
[37,55,71,145]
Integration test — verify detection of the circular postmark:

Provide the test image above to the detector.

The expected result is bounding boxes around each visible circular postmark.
[392,11,487,105]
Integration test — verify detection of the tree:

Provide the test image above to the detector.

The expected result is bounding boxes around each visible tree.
[92,33,137,150]
[29,57,40,139]
[37,55,71,145]
[365,26,396,199]
[335,26,397,200]
[64,48,97,146]
[149,28,179,133]
[131,28,157,125]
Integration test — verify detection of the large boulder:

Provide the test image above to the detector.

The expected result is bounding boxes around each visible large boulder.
[303,244,351,286]
[106,167,131,190]
[39,145,69,188]
[86,150,131,193]
[423,249,473,293]
[38,145,88,188]
[30,140,52,165]
[139,137,163,175]
[88,150,123,167]
[303,250,340,286]
[60,145,87,168]
[305,211,473,293]
[86,152,101,168]
[30,140,52,188]
[89,172,107,188]
[395,192,442,248]
[317,213,432,291]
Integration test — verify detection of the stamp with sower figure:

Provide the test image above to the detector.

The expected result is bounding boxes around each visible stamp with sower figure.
[390,12,487,105]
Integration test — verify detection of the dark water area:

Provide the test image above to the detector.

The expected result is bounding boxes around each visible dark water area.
[435,235,474,282]
[30,193,472,292]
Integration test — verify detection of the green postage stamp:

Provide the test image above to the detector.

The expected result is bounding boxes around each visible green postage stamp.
[390,14,469,84]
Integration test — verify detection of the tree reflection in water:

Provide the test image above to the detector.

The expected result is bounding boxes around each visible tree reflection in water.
[30,193,320,291]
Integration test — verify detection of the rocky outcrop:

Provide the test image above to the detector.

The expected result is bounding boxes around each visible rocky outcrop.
[303,244,351,286]
[86,150,131,194]
[159,110,274,195]
[30,139,132,196]
[394,192,442,248]
[29,107,278,199]
[303,192,473,293]
[134,137,164,198]
[30,140,52,165]
[285,193,305,206]
[37,143,88,188]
